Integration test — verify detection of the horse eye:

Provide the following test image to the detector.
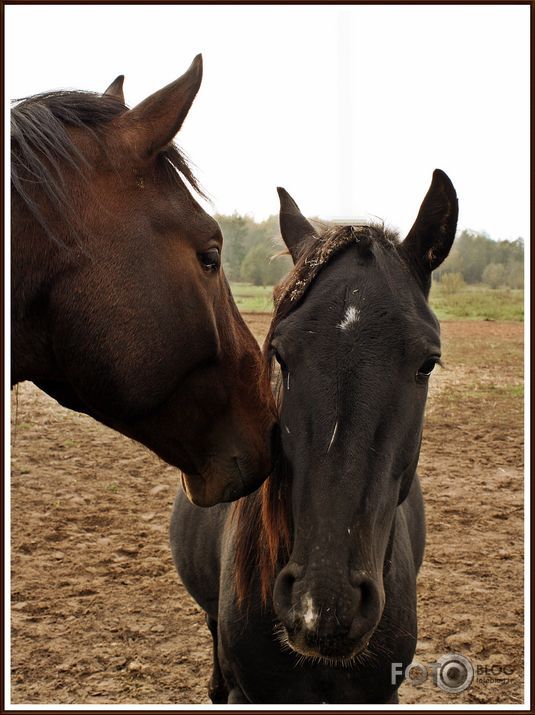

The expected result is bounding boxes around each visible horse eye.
[198,248,220,272]
[416,358,439,381]
[273,350,288,373]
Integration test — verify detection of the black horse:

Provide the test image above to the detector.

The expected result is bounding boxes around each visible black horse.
[171,170,458,703]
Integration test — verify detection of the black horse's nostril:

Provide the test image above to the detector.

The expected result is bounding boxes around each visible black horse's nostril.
[349,571,382,633]
[273,562,303,627]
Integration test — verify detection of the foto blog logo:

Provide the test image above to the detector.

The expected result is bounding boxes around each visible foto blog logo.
[392,653,475,693]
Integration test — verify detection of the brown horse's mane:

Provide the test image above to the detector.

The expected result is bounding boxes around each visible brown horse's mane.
[232,222,400,607]
[11,90,203,247]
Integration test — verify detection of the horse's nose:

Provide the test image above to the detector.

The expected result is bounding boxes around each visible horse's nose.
[346,571,382,641]
[273,562,382,658]
[273,561,303,630]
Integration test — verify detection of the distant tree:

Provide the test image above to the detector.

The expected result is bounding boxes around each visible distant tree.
[436,230,524,288]
[241,244,269,286]
[215,213,249,281]
[240,243,291,286]
[265,252,292,285]
[506,260,524,289]
[493,237,524,266]
[482,263,506,289]
[454,231,493,283]
[215,211,524,290]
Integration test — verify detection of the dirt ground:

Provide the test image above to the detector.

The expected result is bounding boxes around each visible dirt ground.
[10,317,524,705]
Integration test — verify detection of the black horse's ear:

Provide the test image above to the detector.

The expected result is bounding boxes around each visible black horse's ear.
[277,187,318,263]
[103,75,125,104]
[402,170,458,273]
[118,54,202,160]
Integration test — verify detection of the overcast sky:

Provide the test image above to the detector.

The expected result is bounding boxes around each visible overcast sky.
[6,5,530,240]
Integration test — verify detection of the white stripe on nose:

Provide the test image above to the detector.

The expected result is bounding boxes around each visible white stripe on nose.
[302,593,318,630]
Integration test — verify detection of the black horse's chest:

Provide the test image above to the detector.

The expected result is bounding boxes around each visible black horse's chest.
[219,593,414,704]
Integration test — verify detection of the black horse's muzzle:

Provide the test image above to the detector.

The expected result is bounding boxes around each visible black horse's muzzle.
[273,561,383,660]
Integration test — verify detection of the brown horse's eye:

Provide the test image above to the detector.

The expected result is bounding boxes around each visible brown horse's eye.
[199,248,220,272]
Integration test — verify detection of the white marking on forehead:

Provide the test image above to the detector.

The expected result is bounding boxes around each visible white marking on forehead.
[302,593,318,630]
[327,420,338,454]
[337,305,360,331]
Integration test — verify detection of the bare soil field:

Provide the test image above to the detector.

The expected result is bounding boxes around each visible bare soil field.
[10,317,524,705]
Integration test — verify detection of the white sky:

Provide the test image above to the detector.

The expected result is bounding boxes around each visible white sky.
[5,4,530,240]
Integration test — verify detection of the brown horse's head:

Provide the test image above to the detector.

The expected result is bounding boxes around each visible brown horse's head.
[11,56,276,506]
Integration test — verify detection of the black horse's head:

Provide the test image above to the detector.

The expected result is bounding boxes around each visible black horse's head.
[270,171,457,661]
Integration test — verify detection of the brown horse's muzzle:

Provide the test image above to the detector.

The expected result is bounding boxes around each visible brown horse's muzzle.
[180,469,261,507]
[181,438,276,507]
[180,467,260,507]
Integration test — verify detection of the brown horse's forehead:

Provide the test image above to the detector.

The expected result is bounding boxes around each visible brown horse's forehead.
[67,122,123,168]
[65,121,222,253]
[144,181,221,245]
[76,141,220,245]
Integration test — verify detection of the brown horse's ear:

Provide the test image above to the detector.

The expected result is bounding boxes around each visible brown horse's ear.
[277,187,318,264]
[103,75,125,103]
[118,54,202,160]
[402,169,458,273]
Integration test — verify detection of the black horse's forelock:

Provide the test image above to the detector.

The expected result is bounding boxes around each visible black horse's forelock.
[11,90,203,248]
[269,223,400,339]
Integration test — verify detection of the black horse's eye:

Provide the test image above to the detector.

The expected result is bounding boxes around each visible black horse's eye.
[198,248,220,272]
[273,349,288,373]
[416,357,440,382]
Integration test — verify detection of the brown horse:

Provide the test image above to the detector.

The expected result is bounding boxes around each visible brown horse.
[11,56,276,507]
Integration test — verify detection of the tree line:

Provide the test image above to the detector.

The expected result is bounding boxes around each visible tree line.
[216,213,524,289]
[435,229,524,289]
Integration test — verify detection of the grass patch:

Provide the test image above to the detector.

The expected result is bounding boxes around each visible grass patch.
[230,283,274,313]
[430,285,523,321]
[441,382,524,403]
[509,385,524,398]
[231,282,524,321]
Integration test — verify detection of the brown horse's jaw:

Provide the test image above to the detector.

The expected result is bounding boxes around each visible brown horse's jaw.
[181,472,208,507]
[180,471,229,508]
[181,462,266,507]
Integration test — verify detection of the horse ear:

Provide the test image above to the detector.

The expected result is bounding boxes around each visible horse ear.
[277,187,318,263]
[402,169,458,273]
[103,75,125,103]
[117,54,202,160]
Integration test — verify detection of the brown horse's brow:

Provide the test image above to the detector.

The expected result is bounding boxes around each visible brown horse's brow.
[11,90,203,248]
